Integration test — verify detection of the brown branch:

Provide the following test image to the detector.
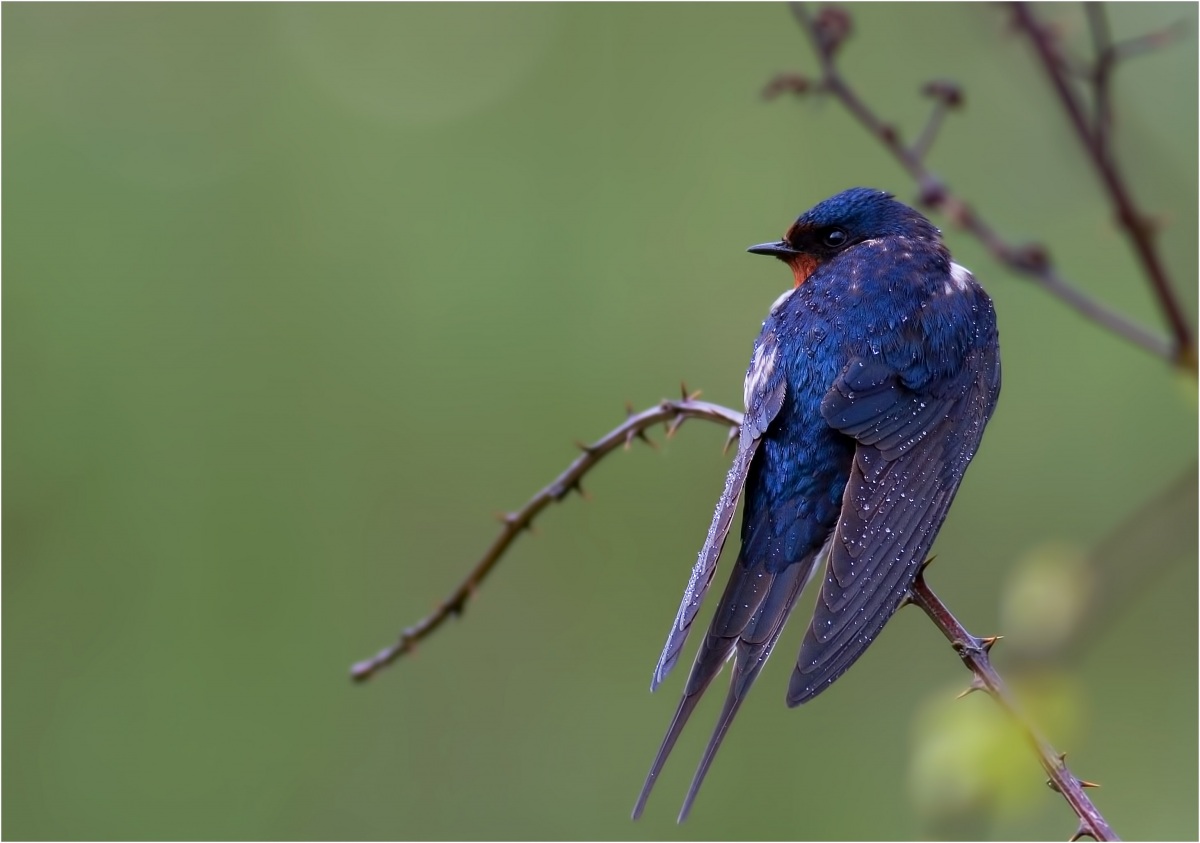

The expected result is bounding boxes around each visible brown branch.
[909,575,1118,842]
[349,392,740,682]
[1011,4,1194,368]
[1080,9,1191,157]
[351,397,1118,840]
[766,4,1182,368]
[1084,3,1116,156]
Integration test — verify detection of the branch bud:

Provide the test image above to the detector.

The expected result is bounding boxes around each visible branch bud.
[921,79,965,108]
[763,73,812,100]
[813,6,853,57]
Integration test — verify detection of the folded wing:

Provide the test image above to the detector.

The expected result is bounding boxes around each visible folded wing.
[651,330,787,691]
[788,352,1000,705]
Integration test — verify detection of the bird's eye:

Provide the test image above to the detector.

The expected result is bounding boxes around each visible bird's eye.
[822,228,848,248]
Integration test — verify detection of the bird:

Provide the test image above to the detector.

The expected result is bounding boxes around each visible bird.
[632,187,1001,823]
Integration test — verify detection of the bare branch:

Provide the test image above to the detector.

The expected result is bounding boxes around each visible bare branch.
[1111,21,1190,62]
[352,397,1118,839]
[768,3,1185,369]
[1085,3,1116,155]
[1011,4,1194,368]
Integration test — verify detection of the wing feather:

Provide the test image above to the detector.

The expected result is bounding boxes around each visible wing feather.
[650,329,787,690]
[788,349,998,705]
[635,328,793,820]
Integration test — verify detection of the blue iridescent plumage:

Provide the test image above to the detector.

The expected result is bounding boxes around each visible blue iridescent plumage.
[634,188,1001,822]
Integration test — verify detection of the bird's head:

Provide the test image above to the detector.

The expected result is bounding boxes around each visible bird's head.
[747,187,941,287]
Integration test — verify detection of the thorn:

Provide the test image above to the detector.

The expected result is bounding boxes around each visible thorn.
[665,414,686,438]
[1046,774,1097,793]
[1068,823,1093,842]
[1057,751,1068,765]
[574,439,597,455]
[917,554,938,574]
[722,426,739,454]
[955,675,987,700]
[680,381,690,401]
[623,426,655,451]
[955,634,998,658]
[625,400,636,418]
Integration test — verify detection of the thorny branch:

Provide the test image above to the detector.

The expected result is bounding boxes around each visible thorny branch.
[349,391,740,682]
[908,576,1116,842]
[766,3,1193,370]
[351,397,1117,840]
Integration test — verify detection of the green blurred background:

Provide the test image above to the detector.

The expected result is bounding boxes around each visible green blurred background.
[4,3,1196,840]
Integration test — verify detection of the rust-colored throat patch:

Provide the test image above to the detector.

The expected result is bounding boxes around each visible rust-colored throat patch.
[787,254,819,288]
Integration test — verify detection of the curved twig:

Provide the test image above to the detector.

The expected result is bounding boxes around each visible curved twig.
[349,393,740,682]
[351,397,1118,840]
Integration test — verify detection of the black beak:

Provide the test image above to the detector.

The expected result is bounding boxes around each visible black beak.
[746,240,798,257]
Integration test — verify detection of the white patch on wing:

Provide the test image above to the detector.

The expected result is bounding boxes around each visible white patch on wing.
[744,338,779,408]
[769,287,796,314]
[949,261,974,291]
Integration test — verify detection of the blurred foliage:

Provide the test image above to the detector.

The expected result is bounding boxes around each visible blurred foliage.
[1002,542,1093,659]
[3,3,1196,841]
[909,672,1085,837]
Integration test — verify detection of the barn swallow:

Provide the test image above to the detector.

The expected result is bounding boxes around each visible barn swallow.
[633,187,1001,822]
